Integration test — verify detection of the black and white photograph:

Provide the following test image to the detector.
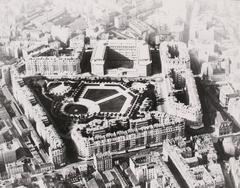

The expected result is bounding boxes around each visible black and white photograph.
[0,0,239,187]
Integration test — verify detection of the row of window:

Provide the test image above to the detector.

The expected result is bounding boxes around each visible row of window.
[27,64,79,73]
[90,130,183,154]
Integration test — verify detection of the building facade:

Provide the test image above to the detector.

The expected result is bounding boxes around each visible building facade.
[71,113,185,159]
[11,69,65,167]
[228,97,240,124]
[25,56,81,76]
[160,41,202,127]
[93,152,113,171]
[213,112,232,138]
[219,84,238,108]
[229,157,240,188]
[129,151,180,187]
[163,136,225,188]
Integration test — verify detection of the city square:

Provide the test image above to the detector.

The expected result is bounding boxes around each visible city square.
[41,79,140,118]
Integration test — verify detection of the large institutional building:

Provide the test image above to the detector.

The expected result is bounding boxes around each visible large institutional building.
[91,39,152,77]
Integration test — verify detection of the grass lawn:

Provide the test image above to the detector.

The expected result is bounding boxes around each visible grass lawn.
[99,95,126,112]
[83,89,118,102]
[64,104,88,114]
[47,82,62,90]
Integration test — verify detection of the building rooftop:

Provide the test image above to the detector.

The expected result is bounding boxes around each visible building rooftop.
[91,39,151,62]
[130,151,161,166]
[0,138,22,154]
[0,120,9,132]
[164,135,224,188]
[102,170,114,183]
[87,178,99,188]
[125,168,139,186]
[138,43,151,62]
[92,43,107,61]
[215,111,229,123]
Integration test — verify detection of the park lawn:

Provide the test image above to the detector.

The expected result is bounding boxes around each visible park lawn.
[83,89,118,102]
[99,95,126,112]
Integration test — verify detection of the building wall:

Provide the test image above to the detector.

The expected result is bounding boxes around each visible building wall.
[72,121,185,158]
[229,157,240,188]
[228,97,240,124]
[93,152,112,171]
[91,40,152,77]
[160,42,202,125]
[5,162,24,176]
[91,61,105,76]
[11,70,65,167]
[25,56,81,76]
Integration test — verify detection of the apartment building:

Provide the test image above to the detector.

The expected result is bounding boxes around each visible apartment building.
[71,113,185,159]
[160,41,202,127]
[163,136,225,188]
[93,152,113,172]
[11,70,65,167]
[26,56,81,76]
[129,151,180,187]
